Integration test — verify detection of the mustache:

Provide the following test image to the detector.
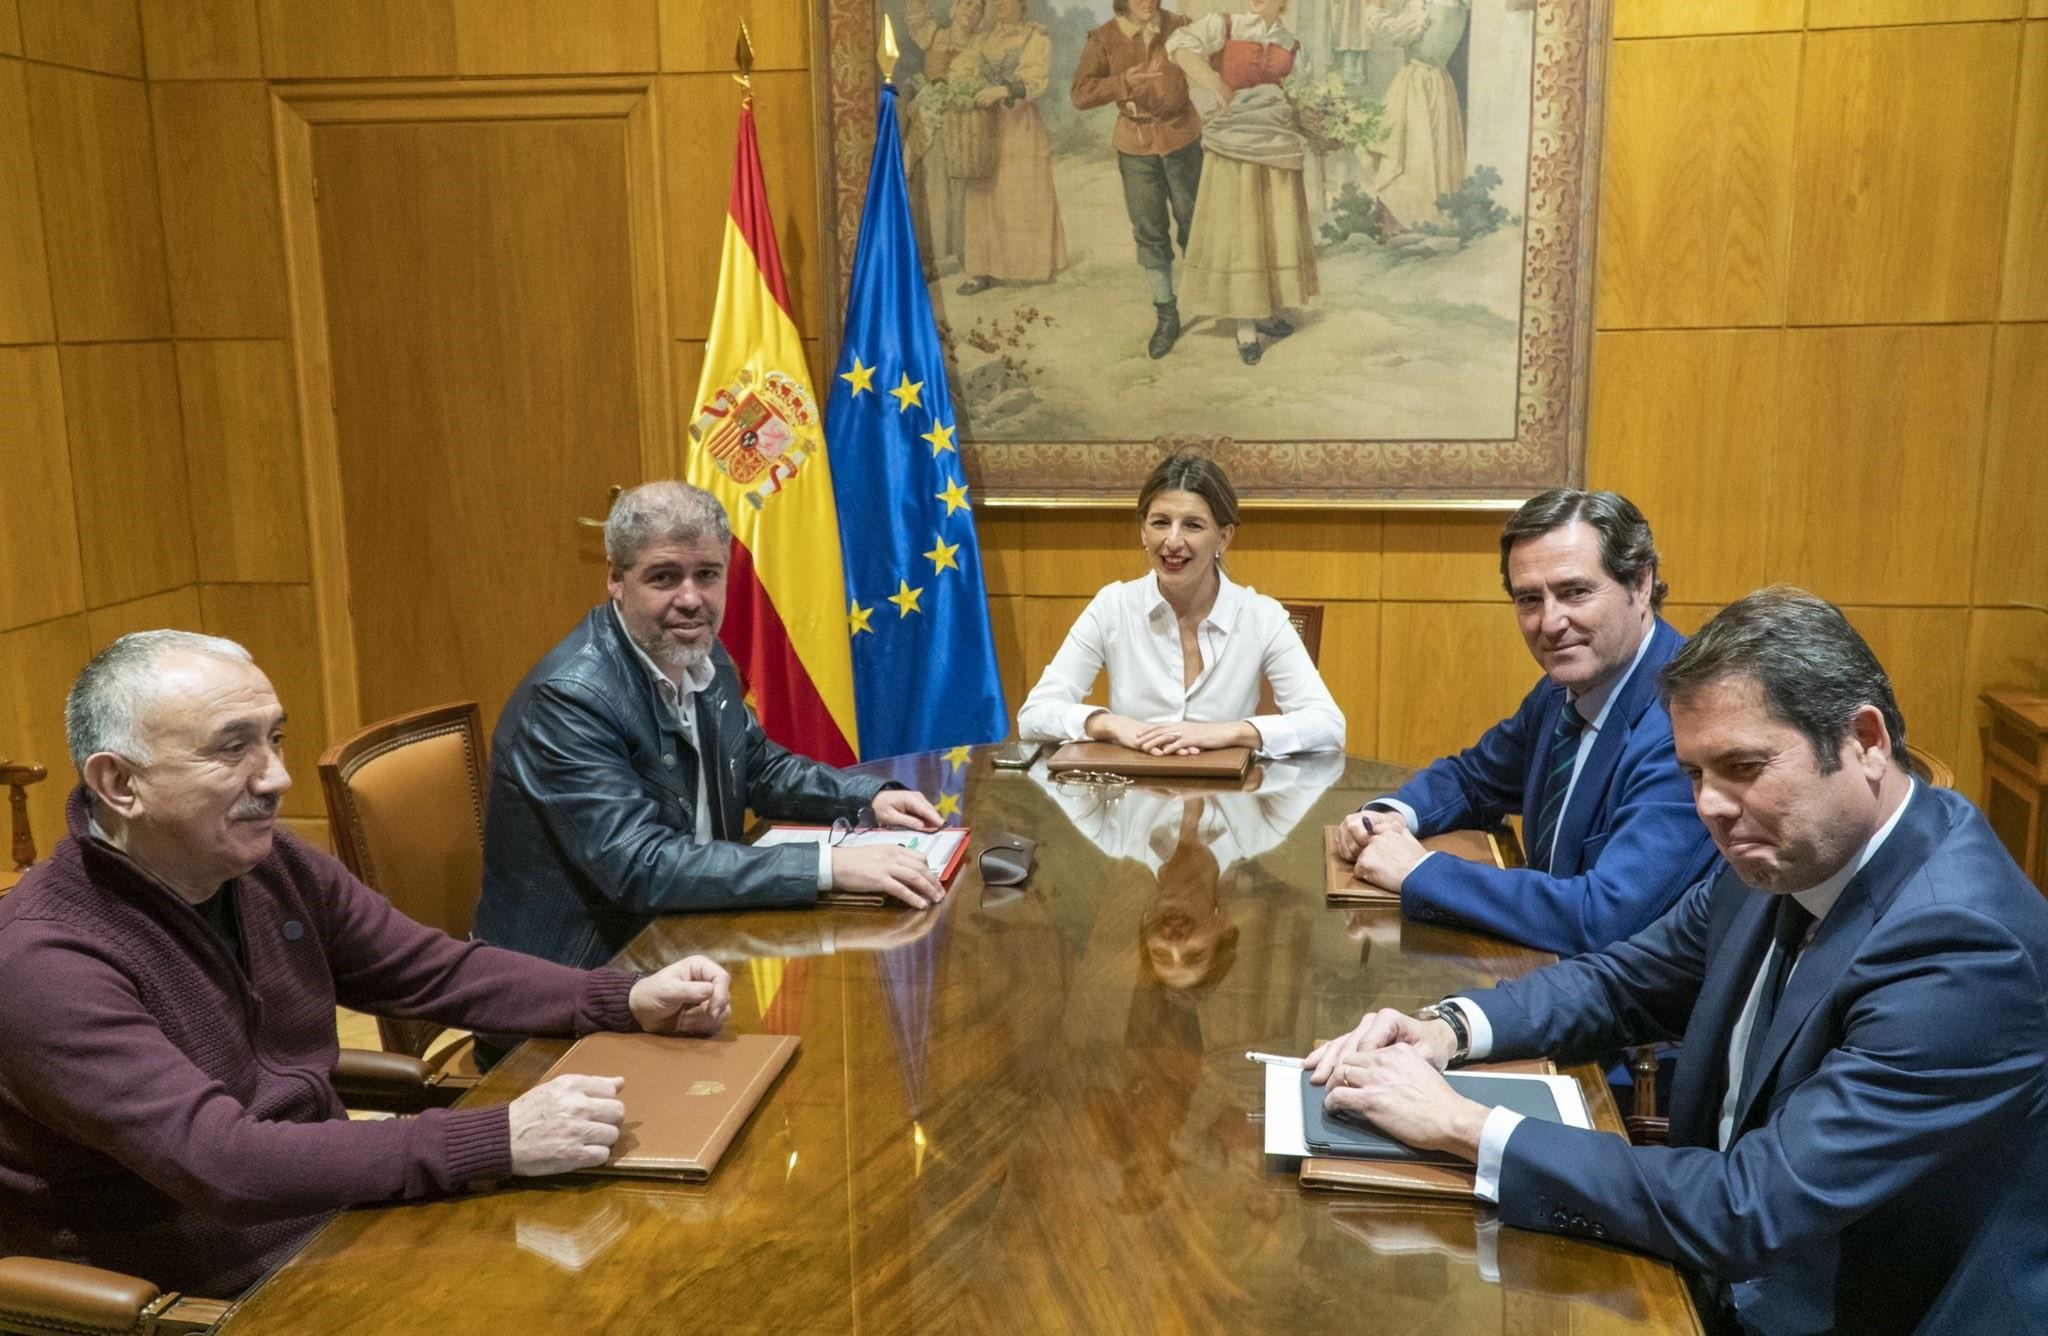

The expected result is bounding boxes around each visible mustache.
[229,796,281,821]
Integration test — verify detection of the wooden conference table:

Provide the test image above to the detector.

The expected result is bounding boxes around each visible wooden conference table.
[220,749,1700,1334]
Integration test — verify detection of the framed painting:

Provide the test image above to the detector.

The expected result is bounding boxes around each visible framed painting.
[818,0,1608,505]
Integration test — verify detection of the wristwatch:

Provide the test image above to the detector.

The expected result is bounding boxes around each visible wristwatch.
[1416,1001,1471,1066]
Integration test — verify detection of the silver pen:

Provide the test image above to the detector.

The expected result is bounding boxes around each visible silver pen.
[1245,1051,1303,1068]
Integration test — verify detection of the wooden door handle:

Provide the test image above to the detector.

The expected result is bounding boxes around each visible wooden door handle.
[577,485,625,529]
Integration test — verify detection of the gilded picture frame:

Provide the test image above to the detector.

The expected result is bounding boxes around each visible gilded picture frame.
[818,0,1608,506]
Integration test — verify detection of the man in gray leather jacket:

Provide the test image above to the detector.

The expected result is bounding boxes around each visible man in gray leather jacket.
[472,482,944,977]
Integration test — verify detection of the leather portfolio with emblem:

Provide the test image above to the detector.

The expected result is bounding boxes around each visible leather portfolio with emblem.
[1323,826,1516,904]
[1044,742,1253,780]
[536,1031,799,1181]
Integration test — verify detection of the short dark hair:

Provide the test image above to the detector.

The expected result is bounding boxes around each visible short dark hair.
[1498,488,1667,610]
[1138,450,1240,529]
[1659,586,1910,775]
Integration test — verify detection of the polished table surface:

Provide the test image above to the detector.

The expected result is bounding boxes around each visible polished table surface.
[220,750,1701,1334]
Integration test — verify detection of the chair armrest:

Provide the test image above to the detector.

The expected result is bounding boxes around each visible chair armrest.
[331,1047,444,1114]
[0,1255,159,1332]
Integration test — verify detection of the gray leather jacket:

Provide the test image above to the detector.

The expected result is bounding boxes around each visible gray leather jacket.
[472,603,888,969]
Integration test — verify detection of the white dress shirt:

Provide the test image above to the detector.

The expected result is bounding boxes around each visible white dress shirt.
[615,604,833,890]
[1461,781,1919,1201]
[1371,619,1658,873]
[1015,571,1345,757]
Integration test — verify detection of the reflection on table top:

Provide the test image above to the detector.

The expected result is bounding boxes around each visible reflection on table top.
[220,750,1700,1334]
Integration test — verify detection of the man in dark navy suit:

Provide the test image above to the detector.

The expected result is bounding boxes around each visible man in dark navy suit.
[1333,489,1717,955]
[1311,588,2048,1336]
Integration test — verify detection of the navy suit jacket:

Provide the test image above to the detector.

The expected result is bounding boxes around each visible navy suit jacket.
[1389,618,1717,954]
[1471,785,2048,1336]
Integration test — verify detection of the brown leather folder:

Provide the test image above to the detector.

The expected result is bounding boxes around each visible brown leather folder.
[1044,741,1253,780]
[536,1031,798,1181]
[1323,825,1514,904]
[1298,1059,1555,1200]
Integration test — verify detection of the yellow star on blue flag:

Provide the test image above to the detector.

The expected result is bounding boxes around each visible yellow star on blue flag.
[924,536,960,574]
[840,357,876,396]
[887,579,923,617]
[920,421,956,457]
[936,477,970,516]
[889,374,924,413]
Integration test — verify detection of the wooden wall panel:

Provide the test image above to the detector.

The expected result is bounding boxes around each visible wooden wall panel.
[1611,0,1803,37]
[1316,601,1382,759]
[257,0,457,79]
[1020,512,1133,597]
[1588,329,1782,604]
[58,342,196,606]
[1838,606,1970,779]
[662,70,820,338]
[2001,23,2048,321]
[662,0,811,72]
[25,65,170,341]
[1960,608,2048,797]
[85,585,203,649]
[199,584,328,818]
[977,510,1024,595]
[452,0,658,75]
[1808,0,2023,26]
[139,0,261,79]
[152,80,288,337]
[1973,324,2048,605]
[0,2,19,57]
[0,60,54,344]
[17,0,141,77]
[1380,513,1504,602]
[1788,23,2018,325]
[1019,596,1098,707]
[0,614,90,852]
[1231,513,1382,602]
[1768,325,1991,606]
[1597,34,1797,329]
[1376,602,1532,768]
[0,347,82,630]
[176,340,310,583]
[988,592,1026,722]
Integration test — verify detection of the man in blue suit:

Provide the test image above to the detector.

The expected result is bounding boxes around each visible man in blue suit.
[1333,489,1717,955]
[1310,588,2048,1336]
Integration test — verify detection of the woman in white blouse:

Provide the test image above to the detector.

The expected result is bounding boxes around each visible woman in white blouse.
[1016,452,1345,757]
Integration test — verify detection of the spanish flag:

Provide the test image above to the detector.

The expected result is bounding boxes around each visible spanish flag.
[687,100,859,764]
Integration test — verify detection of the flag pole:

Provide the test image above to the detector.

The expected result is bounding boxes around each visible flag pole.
[734,21,754,96]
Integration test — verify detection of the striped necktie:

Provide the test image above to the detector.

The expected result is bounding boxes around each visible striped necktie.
[1526,703,1587,872]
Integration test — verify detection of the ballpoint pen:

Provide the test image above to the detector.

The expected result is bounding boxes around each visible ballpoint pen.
[1245,1051,1303,1068]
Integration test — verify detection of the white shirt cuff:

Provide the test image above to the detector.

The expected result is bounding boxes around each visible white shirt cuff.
[1443,996,1493,1060]
[1061,703,1104,741]
[816,843,834,892]
[1471,1105,1524,1204]
[1247,714,1298,757]
[1365,797,1420,833]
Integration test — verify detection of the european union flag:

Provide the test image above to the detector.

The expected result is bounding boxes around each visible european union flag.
[825,85,1008,759]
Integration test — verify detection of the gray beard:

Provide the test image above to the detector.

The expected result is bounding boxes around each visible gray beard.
[640,630,709,673]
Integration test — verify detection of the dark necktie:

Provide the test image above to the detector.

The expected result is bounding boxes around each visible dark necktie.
[1737,896,1815,1113]
[1526,704,1587,872]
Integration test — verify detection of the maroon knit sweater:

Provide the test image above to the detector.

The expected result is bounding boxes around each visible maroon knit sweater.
[0,788,639,1297]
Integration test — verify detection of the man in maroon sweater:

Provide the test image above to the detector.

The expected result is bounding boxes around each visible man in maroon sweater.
[0,631,733,1298]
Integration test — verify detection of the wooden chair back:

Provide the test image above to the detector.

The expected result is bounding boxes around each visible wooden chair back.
[0,761,47,897]
[318,703,487,1065]
[1279,601,1325,666]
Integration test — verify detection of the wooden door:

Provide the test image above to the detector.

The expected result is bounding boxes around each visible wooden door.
[311,116,641,732]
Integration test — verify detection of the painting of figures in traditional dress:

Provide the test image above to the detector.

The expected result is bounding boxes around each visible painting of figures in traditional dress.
[830,0,1601,500]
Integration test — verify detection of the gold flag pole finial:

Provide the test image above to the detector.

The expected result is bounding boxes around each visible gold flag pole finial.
[879,14,900,85]
[735,21,755,93]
